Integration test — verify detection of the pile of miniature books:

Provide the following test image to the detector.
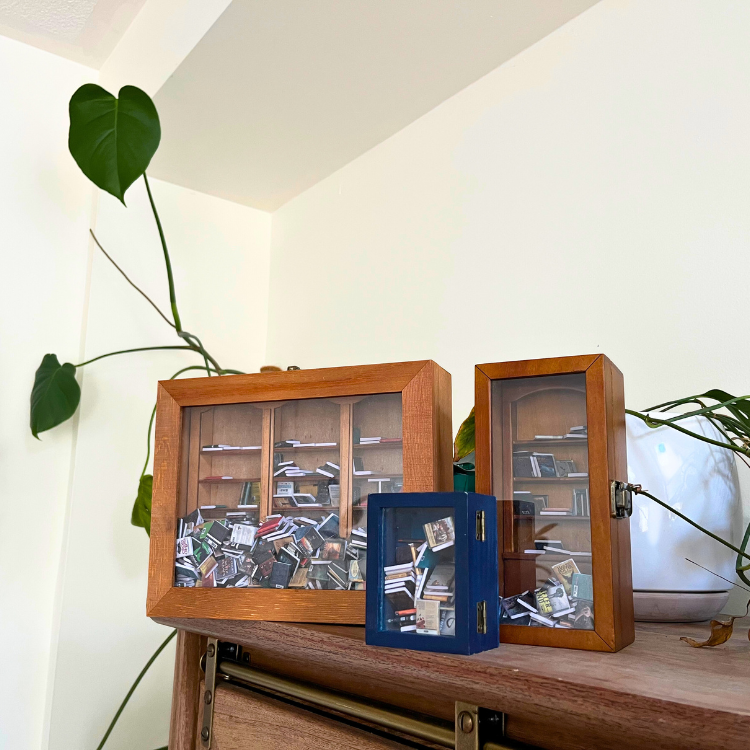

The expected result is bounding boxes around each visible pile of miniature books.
[500,559,594,629]
[174,509,366,590]
[381,515,456,637]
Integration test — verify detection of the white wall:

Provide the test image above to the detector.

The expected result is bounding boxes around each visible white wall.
[267,0,750,606]
[0,35,95,750]
[46,178,270,750]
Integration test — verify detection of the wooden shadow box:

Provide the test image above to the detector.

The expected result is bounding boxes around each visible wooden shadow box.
[475,355,634,652]
[365,492,499,655]
[147,360,452,625]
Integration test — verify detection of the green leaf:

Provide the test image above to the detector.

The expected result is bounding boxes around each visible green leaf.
[30,354,80,438]
[132,474,153,536]
[68,84,160,204]
[454,407,475,462]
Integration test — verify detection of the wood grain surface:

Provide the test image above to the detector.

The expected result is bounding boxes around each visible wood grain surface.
[159,617,750,750]
[206,681,415,750]
[169,630,204,750]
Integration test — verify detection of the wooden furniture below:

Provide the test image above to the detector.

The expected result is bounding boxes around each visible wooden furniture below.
[163,616,750,750]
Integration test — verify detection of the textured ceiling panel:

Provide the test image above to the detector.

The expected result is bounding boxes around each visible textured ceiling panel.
[0,0,146,65]
[0,0,97,40]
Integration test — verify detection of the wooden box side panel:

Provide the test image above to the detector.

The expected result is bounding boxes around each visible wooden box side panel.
[402,361,452,492]
[148,384,182,614]
[584,356,618,650]
[604,356,635,651]
[433,362,453,491]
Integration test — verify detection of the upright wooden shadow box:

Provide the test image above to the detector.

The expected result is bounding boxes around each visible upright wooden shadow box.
[147,360,452,625]
[475,355,634,652]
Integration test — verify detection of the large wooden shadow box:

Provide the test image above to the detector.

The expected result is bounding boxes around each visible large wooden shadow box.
[147,360,452,625]
[475,355,634,652]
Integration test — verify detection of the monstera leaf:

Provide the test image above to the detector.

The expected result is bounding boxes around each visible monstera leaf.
[69,84,160,203]
[132,474,153,536]
[453,407,475,462]
[30,354,80,438]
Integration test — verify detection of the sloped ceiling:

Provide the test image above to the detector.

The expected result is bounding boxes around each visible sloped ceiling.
[149,0,600,211]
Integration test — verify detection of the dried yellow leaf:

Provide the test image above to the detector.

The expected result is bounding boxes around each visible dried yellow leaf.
[680,600,749,648]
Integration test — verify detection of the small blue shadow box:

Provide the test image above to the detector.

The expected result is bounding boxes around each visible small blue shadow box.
[365,492,499,655]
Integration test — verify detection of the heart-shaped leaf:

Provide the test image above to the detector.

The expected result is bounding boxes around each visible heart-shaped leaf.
[132,474,153,536]
[30,354,80,438]
[453,407,475,462]
[69,84,160,204]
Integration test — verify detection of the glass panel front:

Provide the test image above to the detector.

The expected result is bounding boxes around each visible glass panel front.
[493,374,594,631]
[352,393,404,535]
[174,394,402,591]
[378,506,456,637]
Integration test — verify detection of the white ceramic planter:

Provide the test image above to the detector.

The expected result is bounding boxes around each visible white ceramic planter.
[626,413,742,621]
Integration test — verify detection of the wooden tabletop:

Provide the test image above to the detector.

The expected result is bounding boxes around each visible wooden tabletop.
[155,615,750,750]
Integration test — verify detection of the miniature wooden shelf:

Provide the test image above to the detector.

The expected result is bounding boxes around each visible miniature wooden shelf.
[272,444,340,453]
[199,477,261,484]
[352,473,403,480]
[504,551,592,561]
[163,617,750,750]
[200,448,262,455]
[352,440,403,449]
[513,514,591,521]
[513,477,589,484]
[513,438,589,447]
[270,506,332,513]
[272,476,333,483]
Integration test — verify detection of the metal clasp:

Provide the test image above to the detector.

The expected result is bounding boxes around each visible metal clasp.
[610,480,635,519]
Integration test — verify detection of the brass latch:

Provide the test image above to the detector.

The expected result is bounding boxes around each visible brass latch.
[477,601,487,634]
[476,510,486,541]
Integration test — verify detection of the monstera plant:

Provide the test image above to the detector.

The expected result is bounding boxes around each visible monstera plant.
[31,84,244,536]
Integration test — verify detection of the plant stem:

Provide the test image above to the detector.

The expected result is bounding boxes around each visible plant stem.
[179,331,223,374]
[74,346,194,368]
[737,523,750,588]
[141,405,157,478]
[635,488,750,562]
[89,229,175,329]
[94,629,176,750]
[143,174,182,332]
[685,559,750,594]
[625,409,750,456]
[140,365,222,477]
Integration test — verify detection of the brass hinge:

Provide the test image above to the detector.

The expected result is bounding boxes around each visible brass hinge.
[610,480,634,519]
[200,638,218,749]
[477,601,487,634]
[475,510,486,541]
[455,702,506,750]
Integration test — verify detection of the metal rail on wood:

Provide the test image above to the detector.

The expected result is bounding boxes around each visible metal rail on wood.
[217,659,535,750]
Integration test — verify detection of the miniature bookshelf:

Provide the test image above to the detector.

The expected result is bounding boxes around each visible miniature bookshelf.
[147,360,452,625]
[475,355,634,652]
